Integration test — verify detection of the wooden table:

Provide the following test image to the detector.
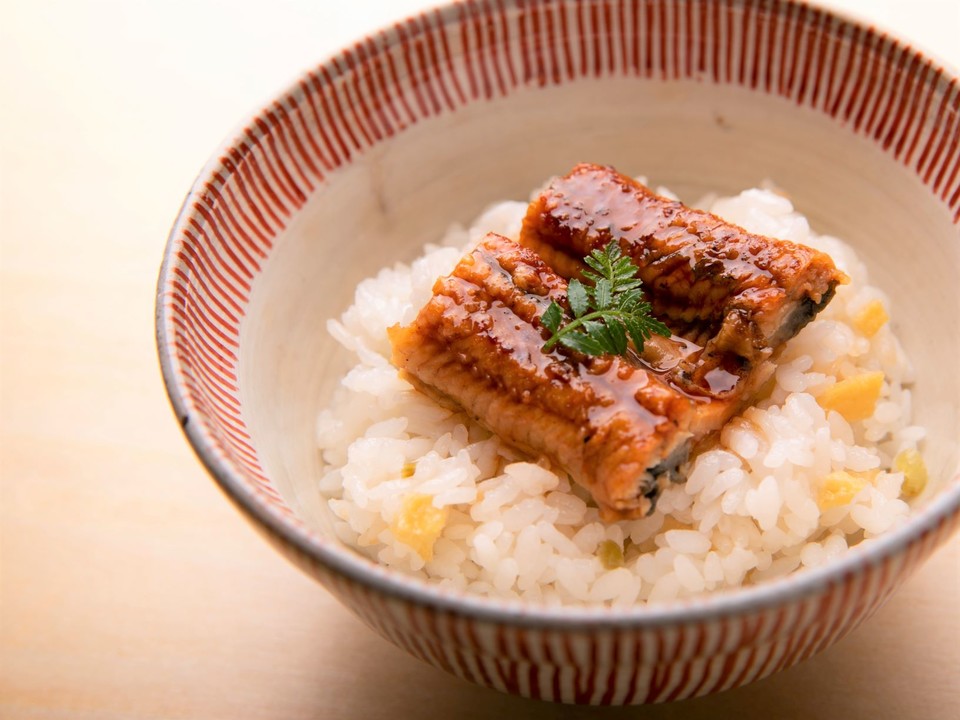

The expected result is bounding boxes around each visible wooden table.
[2,1,958,717]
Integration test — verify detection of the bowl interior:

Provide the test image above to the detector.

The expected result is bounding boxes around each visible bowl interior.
[162,0,960,608]
[239,77,959,541]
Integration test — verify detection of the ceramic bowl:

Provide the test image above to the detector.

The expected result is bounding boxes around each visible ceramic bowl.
[157,0,960,704]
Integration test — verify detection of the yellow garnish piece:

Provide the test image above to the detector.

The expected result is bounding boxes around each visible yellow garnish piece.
[400,462,416,478]
[895,449,928,497]
[818,471,868,510]
[598,540,624,569]
[390,494,449,561]
[852,300,889,338]
[817,371,884,422]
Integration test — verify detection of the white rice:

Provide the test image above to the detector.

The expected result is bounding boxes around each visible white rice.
[316,184,925,605]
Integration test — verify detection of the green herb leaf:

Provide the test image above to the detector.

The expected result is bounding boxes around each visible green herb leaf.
[559,332,607,355]
[624,316,651,352]
[567,278,590,318]
[541,242,671,357]
[616,288,643,311]
[582,319,615,353]
[605,316,628,356]
[594,277,613,310]
[542,301,563,334]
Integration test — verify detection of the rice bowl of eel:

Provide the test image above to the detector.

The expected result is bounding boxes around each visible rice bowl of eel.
[318,167,923,605]
[157,0,960,704]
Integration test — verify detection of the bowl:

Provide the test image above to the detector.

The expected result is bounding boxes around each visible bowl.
[156,0,960,704]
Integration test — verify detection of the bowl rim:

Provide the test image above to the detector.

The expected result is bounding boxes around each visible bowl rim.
[156,0,960,629]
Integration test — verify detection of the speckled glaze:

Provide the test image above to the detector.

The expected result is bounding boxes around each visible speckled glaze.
[157,0,960,704]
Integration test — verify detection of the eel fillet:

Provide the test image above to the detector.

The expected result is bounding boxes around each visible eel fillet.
[390,168,845,520]
[389,233,699,519]
[520,163,847,397]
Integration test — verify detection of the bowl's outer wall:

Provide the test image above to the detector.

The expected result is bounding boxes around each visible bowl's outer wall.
[158,0,960,704]
[252,487,958,704]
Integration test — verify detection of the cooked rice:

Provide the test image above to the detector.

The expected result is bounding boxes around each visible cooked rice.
[316,184,925,605]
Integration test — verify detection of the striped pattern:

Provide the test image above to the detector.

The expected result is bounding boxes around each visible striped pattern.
[157,0,960,704]
[266,503,960,703]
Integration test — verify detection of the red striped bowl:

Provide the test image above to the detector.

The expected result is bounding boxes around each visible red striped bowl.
[157,0,960,704]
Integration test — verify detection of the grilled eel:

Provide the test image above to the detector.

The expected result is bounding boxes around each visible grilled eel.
[390,234,760,520]
[390,169,845,520]
[519,164,848,398]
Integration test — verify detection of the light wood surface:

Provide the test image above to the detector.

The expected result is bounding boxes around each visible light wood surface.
[1,1,958,717]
